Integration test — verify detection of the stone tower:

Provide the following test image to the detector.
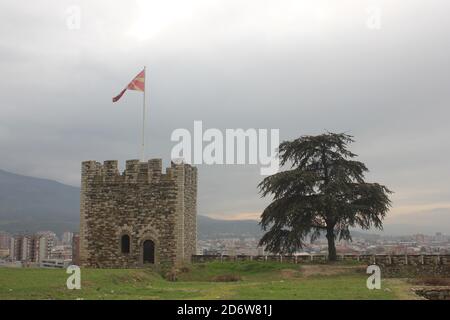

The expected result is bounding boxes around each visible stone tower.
[79,159,197,268]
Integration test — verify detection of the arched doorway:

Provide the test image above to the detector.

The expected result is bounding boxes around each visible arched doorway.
[142,240,155,264]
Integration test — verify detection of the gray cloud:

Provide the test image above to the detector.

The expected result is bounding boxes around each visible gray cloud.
[0,0,449,231]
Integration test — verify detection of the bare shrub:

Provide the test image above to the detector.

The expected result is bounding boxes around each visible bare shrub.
[165,269,178,282]
[180,266,191,273]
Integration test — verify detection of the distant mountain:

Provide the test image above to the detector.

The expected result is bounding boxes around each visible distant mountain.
[196,216,385,240]
[0,169,80,235]
[197,215,263,240]
[0,168,265,238]
[0,169,448,238]
[381,208,450,235]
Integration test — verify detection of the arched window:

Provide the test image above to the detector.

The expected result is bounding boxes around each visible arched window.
[121,234,130,254]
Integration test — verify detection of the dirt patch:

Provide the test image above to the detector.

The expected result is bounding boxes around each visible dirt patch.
[212,274,242,282]
[409,277,450,286]
[279,269,302,279]
[300,264,366,277]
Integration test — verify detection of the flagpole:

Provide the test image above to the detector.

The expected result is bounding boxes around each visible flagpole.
[141,66,146,162]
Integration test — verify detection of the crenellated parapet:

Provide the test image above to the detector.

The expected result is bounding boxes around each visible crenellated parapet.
[81,159,195,186]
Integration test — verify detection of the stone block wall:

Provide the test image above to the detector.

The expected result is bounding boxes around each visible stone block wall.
[183,164,197,262]
[79,159,197,268]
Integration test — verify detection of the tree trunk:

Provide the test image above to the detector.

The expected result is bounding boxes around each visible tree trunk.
[326,228,337,261]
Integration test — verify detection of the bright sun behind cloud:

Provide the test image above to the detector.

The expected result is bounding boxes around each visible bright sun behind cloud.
[126,0,343,42]
[127,0,196,41]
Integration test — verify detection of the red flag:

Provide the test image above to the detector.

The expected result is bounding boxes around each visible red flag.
[113,69,145,102]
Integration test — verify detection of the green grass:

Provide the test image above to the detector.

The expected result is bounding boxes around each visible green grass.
[177,261,298,281]
[0,261,416,300]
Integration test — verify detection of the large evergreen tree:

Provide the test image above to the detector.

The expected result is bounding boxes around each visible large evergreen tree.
[258,133,392,261]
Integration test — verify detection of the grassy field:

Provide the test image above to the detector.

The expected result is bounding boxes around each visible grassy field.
[0,261,418,300]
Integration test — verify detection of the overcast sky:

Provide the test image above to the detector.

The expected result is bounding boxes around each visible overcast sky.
[1,0,449,232]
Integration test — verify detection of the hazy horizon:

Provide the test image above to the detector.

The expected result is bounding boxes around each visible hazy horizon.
[1,167,449,236]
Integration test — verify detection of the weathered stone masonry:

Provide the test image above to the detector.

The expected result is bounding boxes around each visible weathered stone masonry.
[79,159,197,268]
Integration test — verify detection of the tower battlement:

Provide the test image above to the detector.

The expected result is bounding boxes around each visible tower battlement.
[79,159,197,268]
[81,159,197,185]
